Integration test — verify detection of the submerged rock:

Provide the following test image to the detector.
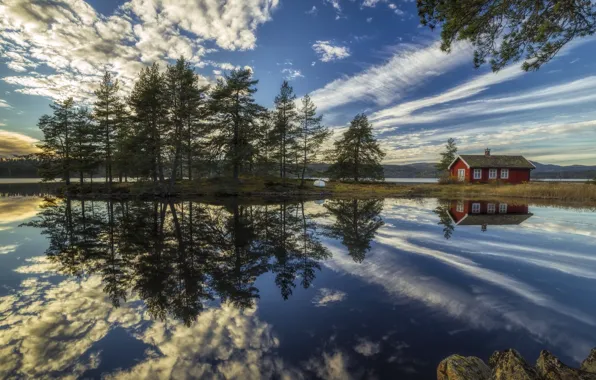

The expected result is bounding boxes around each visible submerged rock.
[582,349,596,374]
[489,349,538,380]
[437,354,491,380]
[535,350,596,380]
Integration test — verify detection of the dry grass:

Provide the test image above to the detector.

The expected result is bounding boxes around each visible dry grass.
[62,177,596,205]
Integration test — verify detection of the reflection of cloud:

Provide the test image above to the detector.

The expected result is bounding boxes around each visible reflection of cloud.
[0,244,18,255]
[1,256,302,379]
[304,350,353,380]
[312,288,347,307]
[353,338,381,356]
[0,197,42,225]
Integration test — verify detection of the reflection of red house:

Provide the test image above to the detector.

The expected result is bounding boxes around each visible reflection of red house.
[448,200,532,231]
[448,149,535,184]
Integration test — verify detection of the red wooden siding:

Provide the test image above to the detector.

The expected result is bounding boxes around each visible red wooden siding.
[449,158,531,184]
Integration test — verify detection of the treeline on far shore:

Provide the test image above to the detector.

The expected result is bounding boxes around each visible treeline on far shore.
[31,57,385,190]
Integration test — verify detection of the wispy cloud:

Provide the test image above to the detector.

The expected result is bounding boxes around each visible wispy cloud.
[312,41,351,62]
[310,40,472,112]
[282,68,304,80]
[0,98,11,108]
[0,130,40,156]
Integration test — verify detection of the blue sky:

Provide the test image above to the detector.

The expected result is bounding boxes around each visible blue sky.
[1,0,595,165]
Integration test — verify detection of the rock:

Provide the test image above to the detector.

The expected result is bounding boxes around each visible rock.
[536,350,596,380]
[582,349,596,374]
[488,349,538,380]
[437,354,491,380]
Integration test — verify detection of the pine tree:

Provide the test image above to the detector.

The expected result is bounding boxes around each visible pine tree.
[271,81,300,182]
[128,63,168,182]
[297,94,329,186]
[36,98,76,184]
[327,114,385,182]
[71,107,101,184]
[94,71,123,185]
[436,138,457,173]
[208,69,265,180]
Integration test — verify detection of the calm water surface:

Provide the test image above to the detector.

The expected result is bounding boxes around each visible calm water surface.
[1,196,596,379]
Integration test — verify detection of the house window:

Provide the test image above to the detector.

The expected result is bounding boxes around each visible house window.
[473,169,482,180]
[499,203,508,213]
[489,168,497,179]
[501,168,509,179]
[487,203,496,214]
[456,201,464,213]
[458,169,466,181]
[472,203,481,214]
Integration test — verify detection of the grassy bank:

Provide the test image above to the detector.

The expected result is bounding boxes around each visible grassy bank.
[57,177,596,204]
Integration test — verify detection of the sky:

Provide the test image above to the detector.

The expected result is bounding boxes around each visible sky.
[0,0,595,165]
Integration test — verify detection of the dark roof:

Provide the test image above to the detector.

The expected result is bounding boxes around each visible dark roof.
[458,155,535,169]
[458,213,533,226]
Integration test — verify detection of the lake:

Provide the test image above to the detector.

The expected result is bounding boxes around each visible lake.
[1,196,596,379]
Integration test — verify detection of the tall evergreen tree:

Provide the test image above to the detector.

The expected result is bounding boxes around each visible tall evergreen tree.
[128,63,168,182]
[94,71,123,185]
[436,138,458,174]
[208,69,265,180]
[327,114,385,182]
[297,94,329,186]
[271,81,299,181]
[36,98,76,184]
[71,107,101,184]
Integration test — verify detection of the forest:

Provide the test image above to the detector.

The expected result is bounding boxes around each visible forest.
[35,58,385,190]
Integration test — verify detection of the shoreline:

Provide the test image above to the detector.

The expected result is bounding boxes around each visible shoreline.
[24,178,594,206]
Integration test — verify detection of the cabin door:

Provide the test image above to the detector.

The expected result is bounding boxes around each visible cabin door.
[458,169,466,182]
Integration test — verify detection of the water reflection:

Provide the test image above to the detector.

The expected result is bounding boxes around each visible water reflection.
[24,198,351,325]
[2,196,596,379]
[434,199,534,239]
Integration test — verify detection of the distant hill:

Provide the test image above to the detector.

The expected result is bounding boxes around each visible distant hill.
[531,162,596,179]
[1,158,594,180]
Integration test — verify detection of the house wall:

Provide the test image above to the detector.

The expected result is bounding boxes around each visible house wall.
[450,159,469,181]
[451,164,531,184]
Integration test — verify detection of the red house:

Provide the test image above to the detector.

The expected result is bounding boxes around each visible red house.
[448,149,535,184]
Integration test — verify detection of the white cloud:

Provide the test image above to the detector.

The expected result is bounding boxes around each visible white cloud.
[306,6,318,15]
[0,0,278,102]
[312,40,351,62]
[0,244,18,255]
[0,99,11,108]
[366,17,373,23]
[312,288,347,306]
[0,130,40,156]
[362,0,384,7]
[324,0,342,12]
[282,68,304,80]
[310,40,471,112]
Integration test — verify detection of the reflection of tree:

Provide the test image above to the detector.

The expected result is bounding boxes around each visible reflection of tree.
[324,199,384,263]
[433,201,455,240]
[25,197,331,324]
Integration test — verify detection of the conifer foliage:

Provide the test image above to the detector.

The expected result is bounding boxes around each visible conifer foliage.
[34,58,385,187]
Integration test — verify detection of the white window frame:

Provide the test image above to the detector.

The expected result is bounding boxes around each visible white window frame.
[499,203,508,214]
[456,201,464,213]
[487,203,496,214]
[471,203,481,214]
[488,168,497,179]
[501,168,509,179]
[473,169,482,180]
[458,169,466,181]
